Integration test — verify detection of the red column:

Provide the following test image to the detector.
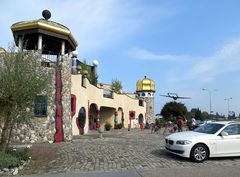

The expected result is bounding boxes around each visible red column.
[54,67,64,143]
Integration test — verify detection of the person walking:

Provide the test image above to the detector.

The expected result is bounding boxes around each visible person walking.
[176,117,184,132]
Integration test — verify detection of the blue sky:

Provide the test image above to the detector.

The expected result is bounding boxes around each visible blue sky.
[1,0,240,116]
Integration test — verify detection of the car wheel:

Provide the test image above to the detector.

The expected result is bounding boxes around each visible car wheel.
[190,144,208,162]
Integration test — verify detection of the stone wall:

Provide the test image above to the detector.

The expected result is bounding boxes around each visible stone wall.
[61,56,72,141]
[11,56,57,143]
[145,97,155,123]
[9,53,72,144]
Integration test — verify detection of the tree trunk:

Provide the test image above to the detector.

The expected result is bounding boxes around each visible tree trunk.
[6,124,14,150]
[0,118,11,153]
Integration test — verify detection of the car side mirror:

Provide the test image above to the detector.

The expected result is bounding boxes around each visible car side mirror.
[220,131,229,136]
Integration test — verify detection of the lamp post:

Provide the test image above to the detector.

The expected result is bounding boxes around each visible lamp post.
[224,97,232,119]
[202,88,217,119]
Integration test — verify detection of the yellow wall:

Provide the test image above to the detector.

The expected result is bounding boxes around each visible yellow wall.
[71,74,146,135]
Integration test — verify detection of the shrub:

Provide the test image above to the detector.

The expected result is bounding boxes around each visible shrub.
[0,153,21,169]
[0,148,30,170]
[7,148,29,161]
[105,123,112,131]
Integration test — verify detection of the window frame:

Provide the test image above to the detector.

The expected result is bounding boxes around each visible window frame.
[34,95,48,117]
[223,124,240,135]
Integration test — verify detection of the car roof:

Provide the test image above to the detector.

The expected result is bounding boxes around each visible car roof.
[210,121,239,125]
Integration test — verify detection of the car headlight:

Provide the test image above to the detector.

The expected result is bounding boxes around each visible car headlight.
[176,140,192,145]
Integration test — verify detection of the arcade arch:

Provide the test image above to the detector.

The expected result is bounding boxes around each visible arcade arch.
[89,103,98,130]
[76,107,86,135]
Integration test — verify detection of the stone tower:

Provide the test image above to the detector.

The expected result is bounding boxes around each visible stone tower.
[136,76,155,123]
[10,10,78,143]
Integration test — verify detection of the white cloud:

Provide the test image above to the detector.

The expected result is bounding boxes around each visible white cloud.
[161,38,240,83]
[126,47,189,61]
[50,0,174,53]
[1,0,174,53]
[189,38,240,82]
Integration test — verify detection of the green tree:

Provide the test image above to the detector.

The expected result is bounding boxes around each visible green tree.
[160,101,188,120]
[111,78,123,94]
[201,111,209,120]
[194,108,204,120]
[79,59,96,84]
[0,49,51,153]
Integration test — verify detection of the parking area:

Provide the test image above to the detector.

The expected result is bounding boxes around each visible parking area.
[22,128,240,175]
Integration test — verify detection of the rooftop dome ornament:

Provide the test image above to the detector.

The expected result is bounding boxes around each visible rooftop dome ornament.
[136,76,155,92]
[42,9,51,20]
[93,60,99,66]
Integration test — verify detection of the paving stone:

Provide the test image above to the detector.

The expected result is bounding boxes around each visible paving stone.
[24,128,240,175]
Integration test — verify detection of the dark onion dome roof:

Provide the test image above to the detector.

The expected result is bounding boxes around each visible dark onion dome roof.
[0,47,6,54]
[136,76,155,92]
[11,18,77,47]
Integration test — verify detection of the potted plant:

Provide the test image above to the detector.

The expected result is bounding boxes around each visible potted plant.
[98,125,104,139]
[104,123,112,131]
[117,123,122,129]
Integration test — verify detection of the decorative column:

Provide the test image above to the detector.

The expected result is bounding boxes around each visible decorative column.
[61,40,65,56]
[38,34,42,50]
[92,60,99,85]
[54,40,66,142]
[121,112,124,128]
[114,111,118,129]
[96,109,100,129]
[54,55,64,143]
[68,49,72,58]
[61,55,72,140]
[18,36,23,51]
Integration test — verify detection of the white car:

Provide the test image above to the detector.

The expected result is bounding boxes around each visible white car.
[165,121,240,162]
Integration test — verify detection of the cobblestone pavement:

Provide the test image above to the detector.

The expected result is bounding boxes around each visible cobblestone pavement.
[24,128,240,175]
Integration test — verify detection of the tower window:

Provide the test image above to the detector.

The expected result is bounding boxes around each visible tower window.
[139,100,143,106]
[34,96,47,116]
[142,93,145,97]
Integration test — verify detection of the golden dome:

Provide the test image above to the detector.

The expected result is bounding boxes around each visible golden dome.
[136,76,155,92]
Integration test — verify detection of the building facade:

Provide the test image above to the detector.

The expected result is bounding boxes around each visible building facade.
[1,10,148,143]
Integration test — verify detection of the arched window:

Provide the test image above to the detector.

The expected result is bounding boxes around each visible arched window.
[138,114,144,124]
[141,93,145,97]
[78,107,86,128]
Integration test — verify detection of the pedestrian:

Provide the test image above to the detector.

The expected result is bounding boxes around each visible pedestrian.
[151,118,160,134]
[145,119,150,129]
[191,118,196,129]
[176,117,184,132]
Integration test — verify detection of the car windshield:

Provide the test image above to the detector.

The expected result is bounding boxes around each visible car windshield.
[193,123,224,134]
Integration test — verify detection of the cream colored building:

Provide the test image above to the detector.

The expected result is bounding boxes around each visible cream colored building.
[71,70,147,135]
